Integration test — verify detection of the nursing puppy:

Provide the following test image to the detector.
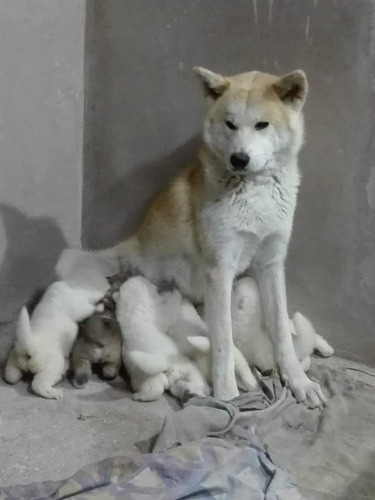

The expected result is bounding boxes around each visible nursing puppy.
[166,296,258,392]
[116,276,209,401]
[70,308,122,389]
[187,278,334,382]
[4,269,108,399]
[57,67,325,407]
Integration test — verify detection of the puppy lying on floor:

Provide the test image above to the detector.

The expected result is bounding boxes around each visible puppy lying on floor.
[116,276,210,401]
[70,296,122,389]
[184,277,334,386]
[4,268,109,399]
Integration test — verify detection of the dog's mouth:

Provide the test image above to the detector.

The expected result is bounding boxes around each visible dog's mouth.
[227,159,269,176]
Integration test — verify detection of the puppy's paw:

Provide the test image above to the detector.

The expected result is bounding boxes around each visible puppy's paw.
[72,373,90,389]
[4,365,23,385]
[32,380,64,399]
[95,303,105,313]
[35,386,64,400]
[133,391,159,402]
[315,335,334,358]
[102,365,118,380]
[237,370,258,392]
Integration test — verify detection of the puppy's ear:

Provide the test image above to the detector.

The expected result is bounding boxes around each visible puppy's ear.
[187,336,211,353]
[193,67,230,100]
[273,70,308,111]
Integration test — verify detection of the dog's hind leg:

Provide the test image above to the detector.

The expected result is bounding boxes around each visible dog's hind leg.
[31,357,65,399]
[4,349,23,384]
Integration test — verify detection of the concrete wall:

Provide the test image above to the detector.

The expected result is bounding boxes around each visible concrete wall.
[0,0,86,324]
[84,0,375,364]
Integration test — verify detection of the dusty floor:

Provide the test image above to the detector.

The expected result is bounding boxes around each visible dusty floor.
[0,370,180,487]
[1,321,375,500]
[0,322,179,487]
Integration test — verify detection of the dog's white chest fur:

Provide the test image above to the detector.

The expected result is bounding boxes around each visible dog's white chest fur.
[202,173,299,272]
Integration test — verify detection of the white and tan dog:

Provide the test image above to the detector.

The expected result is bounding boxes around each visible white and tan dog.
[57,67,325,407]
[116,276,210,401]
[185,278,334,383]
[4,269,108,399]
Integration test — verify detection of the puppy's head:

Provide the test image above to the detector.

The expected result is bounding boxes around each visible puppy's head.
[194,67,308,176]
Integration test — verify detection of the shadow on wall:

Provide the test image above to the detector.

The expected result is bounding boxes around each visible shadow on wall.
[83,134,201,249]
[0,203,67,323]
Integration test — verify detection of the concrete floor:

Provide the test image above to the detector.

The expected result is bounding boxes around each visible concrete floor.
[0,322,178,487]
[0,375,177,487]
[2,321,375,499]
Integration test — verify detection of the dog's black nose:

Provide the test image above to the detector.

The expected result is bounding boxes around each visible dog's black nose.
[230,152,250,170]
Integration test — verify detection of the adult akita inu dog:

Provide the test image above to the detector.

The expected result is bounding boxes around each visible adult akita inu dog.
[57,66,325,408]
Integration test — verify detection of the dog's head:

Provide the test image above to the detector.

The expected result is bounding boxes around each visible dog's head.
[194,67,308,176]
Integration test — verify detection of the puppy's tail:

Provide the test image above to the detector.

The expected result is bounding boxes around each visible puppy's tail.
[128,350,168,375]
[16,307,33,347]
[55,238,139,280]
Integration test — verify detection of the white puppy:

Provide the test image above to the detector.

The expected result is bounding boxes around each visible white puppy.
[4,268,109,399]
[187,277,334,382]
[115,276,210,401]
[167,298,258,392]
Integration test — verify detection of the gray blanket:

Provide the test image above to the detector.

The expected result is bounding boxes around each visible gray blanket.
[0,433,303,499]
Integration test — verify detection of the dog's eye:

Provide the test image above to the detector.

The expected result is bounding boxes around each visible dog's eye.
[255,121,269,130]
[225,120,237,131]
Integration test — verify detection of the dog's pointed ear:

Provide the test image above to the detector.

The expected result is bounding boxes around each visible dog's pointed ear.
[193,67,230,100]
[187,336,211,353]
[273,70,308,111]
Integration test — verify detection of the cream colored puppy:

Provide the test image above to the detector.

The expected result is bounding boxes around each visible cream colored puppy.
[4,269,108,399]
[116,276,209,401]
[187,278,334,383]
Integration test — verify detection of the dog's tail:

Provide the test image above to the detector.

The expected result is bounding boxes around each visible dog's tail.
[128,350,169,375]
[16,307,33,347]
[55,238,139,280]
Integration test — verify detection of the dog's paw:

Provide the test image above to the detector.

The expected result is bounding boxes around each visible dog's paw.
[286,373,326,409]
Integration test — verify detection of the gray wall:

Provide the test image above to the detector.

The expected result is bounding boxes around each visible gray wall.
[84,0,375,364]
[0,0,85,325]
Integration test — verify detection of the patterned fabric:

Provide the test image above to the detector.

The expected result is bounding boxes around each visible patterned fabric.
[0,435,303,499]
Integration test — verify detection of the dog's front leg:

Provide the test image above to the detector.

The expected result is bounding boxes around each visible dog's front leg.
[205,265,238,400]
[253,237,325,408]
